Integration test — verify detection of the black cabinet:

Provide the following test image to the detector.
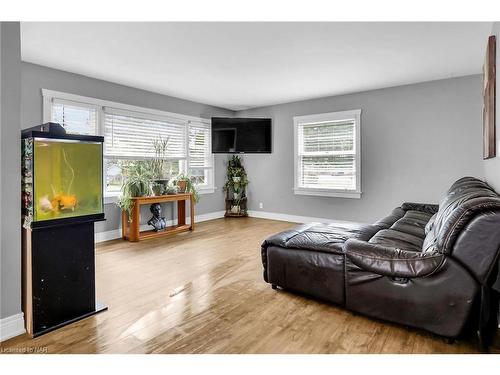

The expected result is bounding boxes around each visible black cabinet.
[23,221,107,337]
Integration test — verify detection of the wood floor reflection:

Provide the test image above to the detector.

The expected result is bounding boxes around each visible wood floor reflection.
[1,217,498,354]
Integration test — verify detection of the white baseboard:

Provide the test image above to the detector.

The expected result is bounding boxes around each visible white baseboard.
[247,210,358,225]
[95,210,226,243]
[0,313,25,342]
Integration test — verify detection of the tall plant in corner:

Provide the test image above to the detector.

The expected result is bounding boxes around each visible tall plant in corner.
[224,155,249,215]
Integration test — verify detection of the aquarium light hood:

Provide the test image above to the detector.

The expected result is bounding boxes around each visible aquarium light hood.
[23,122,104,143]
[33,137,102,145]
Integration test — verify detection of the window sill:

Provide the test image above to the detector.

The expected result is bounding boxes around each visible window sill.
[293,188,362,199]
[104,194,120,204]
[198,187,217,195]
[104,187,217,205]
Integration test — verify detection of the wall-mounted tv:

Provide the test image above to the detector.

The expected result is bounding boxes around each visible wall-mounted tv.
[211,117,272,153]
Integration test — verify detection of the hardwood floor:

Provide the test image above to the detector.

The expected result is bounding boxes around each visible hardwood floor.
[1,217,498,354]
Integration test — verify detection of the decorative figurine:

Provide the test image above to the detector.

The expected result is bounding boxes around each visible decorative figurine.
[147,203,167,231]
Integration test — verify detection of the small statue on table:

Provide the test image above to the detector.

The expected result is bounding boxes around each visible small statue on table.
[147,203,167,231]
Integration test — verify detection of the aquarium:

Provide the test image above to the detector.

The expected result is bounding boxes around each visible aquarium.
[22,136,104,226]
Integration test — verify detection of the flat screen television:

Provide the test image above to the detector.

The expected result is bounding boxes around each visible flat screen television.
[211,117,272,153]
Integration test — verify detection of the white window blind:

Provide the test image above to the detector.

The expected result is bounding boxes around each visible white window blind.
[298,120,356,190]
[294,109,361,198]
[51,99,97,135]
[188,121,213,186]
[104,108,187,160]
[188,121,212,169]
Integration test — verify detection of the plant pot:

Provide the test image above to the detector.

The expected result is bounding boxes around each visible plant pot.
[230,205,241,214]
[165,186,178,195]
[152,184,164,196]
[232,176,241,183]
[177,180,187,193]
[155,179,169,189]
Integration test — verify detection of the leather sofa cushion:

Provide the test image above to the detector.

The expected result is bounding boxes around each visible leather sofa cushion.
[369,229,424,252]
[262,221,379,255]
[373,207,405,229]
[404,210,434,222]
[375,209,433,239]
[389,210,432,238]
[425,177,500,254]
[390,220,425,238]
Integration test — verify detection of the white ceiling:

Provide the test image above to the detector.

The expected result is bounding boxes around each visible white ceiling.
[21,22,493,111]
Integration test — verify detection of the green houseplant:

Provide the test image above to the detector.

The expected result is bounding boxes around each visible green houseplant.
[224,155,249,191]
[144,135,172,190]
[223,155,249,215]
[173,173,200,203]
[116,136,173,217]
[116,161,154,218]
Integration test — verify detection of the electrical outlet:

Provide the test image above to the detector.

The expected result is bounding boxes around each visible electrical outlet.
[259,202,263,209]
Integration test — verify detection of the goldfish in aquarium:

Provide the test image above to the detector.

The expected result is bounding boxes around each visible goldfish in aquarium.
[51,194,78,212]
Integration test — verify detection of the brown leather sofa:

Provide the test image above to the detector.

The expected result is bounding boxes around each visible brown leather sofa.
[261,177,500,347]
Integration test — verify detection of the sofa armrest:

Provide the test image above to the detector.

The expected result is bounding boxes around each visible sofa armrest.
[344,239,445,278]
[401,202,439,214]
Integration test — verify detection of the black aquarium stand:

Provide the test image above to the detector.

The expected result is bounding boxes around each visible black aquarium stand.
[22,219,107,337]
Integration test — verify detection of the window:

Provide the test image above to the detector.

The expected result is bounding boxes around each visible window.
[103,108,188,194]
[188,121,213,188]
[293,109,361,198]
[51,99,98,135]
[43,89,215,199]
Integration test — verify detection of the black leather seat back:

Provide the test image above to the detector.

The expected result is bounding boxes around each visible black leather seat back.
[423,177,500,283]
[451,209,500,284]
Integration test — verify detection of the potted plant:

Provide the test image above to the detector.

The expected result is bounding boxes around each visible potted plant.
[144,136,171,191]
[117,136,171,216]
[152,182,164,196]
[224,156,249,191]
[176,178,187,193]
[223,156,249,216]
[116,161,154,218]
[164,184,178,195]
[173,173,200,203]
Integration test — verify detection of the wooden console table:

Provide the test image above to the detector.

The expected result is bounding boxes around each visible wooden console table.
[121,193,194,242]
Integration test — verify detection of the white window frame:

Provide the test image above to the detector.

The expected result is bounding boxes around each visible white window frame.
[42,89,216,203]
[293,109,362,199]
[187,121,214,191]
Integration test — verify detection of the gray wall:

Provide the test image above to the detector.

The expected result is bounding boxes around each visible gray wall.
[1,22,22,319]
[237,75,484,223]
[21,62,235,233]
[483,22,500,191]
